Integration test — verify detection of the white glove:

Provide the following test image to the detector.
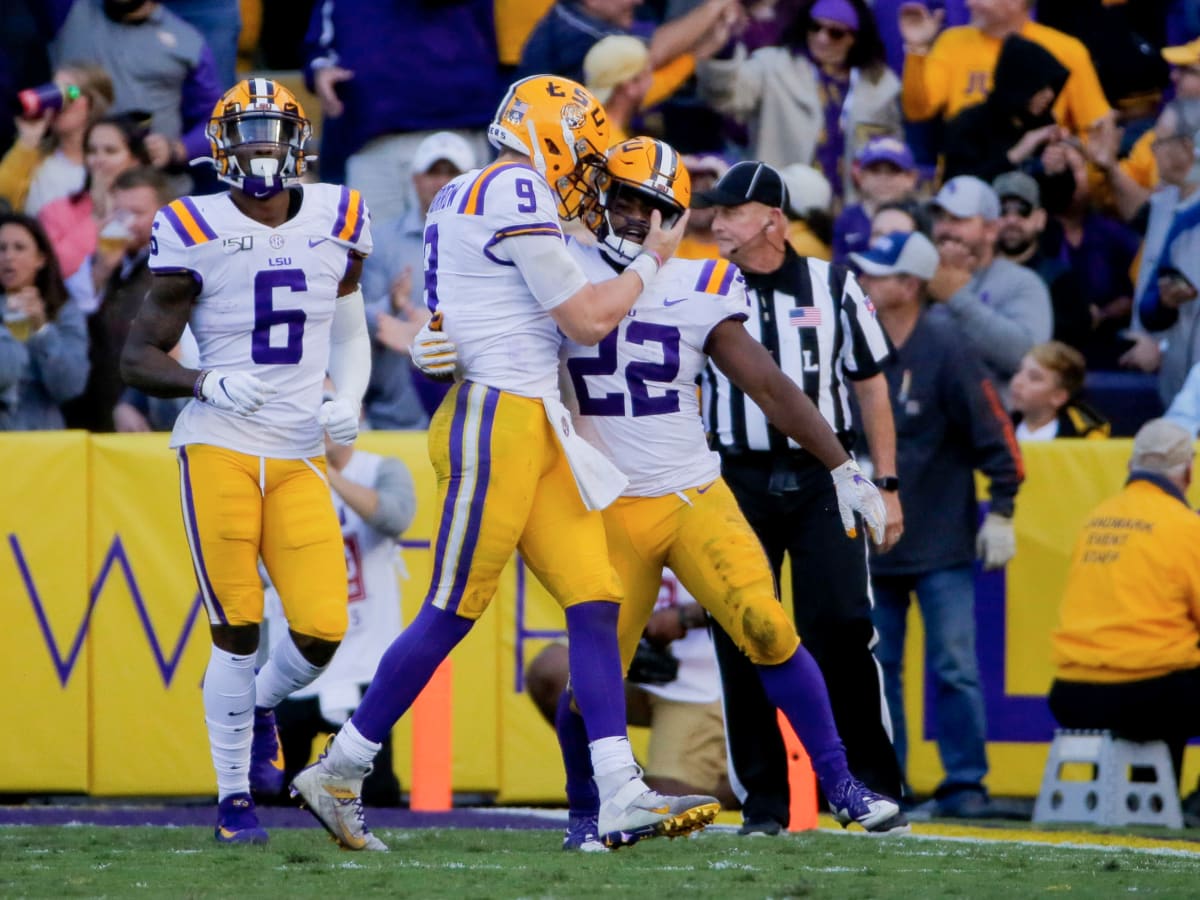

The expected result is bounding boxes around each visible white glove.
[318,396,360,445]
[411,313,458,377]
[830,459,887,545]
[976,512,1016,570]
[198,369,277,416]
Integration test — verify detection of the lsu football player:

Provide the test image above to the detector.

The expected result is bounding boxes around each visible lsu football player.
[120,78,373,845]
[291,75,721,852]
[415,138,909,845]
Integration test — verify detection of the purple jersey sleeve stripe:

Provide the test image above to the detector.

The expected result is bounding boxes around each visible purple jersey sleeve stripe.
[177,447,226,624]
[717,263,737,295]
[348,192,367,244]
[160,204,196,247]
[332,185,351,238]
[468,162,517,216]
[442,386,500,614]
[694,258,717,292]
[178,197,218,241]
[492,222,562,240]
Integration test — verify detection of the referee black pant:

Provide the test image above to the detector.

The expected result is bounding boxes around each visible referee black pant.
[714,450,903,826]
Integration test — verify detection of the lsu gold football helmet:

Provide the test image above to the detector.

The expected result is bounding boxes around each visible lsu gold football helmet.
[206,78,312,198]
[588,137,691,265]
[488,74,610,219]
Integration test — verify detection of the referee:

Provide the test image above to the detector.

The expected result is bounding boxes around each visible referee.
[694,161,905,834]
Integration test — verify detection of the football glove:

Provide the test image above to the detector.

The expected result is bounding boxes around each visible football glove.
[831,459,887,545]
[318,396,360,445]
[411,312,458,379]
[976,512,1016,570]
[627,638,679,686]
[199,369,277,416]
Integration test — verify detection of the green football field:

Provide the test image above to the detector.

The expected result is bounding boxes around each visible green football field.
[4,822,1200,899]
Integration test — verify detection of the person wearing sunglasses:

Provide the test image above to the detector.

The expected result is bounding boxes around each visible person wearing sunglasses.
[698,0,900,204]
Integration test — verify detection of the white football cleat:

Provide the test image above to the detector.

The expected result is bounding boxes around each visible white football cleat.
[598,779,720,848]
[290,758,388,851]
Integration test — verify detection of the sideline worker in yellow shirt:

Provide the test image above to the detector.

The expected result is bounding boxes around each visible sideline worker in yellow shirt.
[1048,419,1200,812]
[897,0,1111,137]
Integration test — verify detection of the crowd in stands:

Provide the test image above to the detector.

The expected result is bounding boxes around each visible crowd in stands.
[3,0,1200,818]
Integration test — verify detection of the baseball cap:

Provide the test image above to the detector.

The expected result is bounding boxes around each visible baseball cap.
[692,161,788,209]
[1130,418,1195,472]
[856,136,915,172]
[932,175,1000,221]
[584,35,649,104]
[412,131,476,175]
[779,163,832,216]
[811,0,859,30]
[849,231,939,280]
[1162,37,1200,67]
[992,171,1040,209]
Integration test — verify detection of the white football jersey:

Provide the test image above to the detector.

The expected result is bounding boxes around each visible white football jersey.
[149,183,373,458]
[561,241,749,496]
[265,449,403,695]
[423,160,578,399]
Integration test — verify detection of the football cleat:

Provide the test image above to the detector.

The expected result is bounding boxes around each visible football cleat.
[249,707,285,798]
[827,778,911,836]
[290,757,388,851]
[597,780,720,849]
[562,813,607,852]
[587,136,692,266]
[488,74,609,220]
[214,792,269,845]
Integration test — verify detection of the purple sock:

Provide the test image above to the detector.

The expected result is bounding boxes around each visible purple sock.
[756,643,851,791]
[564,601,627,742]
[350,603,473,743]
[555,690,599,816]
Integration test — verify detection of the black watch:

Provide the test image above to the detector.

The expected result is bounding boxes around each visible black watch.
[873,476,900,492]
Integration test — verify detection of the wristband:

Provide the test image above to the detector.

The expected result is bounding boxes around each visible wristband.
[627,252,659,286]
[193,370,209,401]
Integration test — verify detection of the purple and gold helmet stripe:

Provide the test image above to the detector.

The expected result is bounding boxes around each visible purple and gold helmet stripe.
[428,383,500,614]
[177,447,226,625]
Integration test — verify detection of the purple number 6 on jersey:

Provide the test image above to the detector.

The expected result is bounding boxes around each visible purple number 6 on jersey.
[252,269,307,364]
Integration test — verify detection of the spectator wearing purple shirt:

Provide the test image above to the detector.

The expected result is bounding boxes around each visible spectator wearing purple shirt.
[833,135,917,262]
[698,0,900,200]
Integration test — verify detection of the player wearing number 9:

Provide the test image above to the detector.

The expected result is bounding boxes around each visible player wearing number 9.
[119,78,374,846]
[415,137,907,838]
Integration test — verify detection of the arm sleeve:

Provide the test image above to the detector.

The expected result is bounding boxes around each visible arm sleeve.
[944,268,1051,378]
[148,207,202,282]
[502,233,589,311]
[180,44,223,161]
[0,142,41,212]
[328,287,371,405]
[26,299,89,403]
[1165,363,1200,437]
[1063,45,1113,132]
[837,269,890,380]
[329,186,373,257]
[644,54,696,108]
[696,44,766,119]
[366,457,417,538]
[0,327,30,392]
[900,45,946,122]
[941,339,1023,516]
[303,0,338,91]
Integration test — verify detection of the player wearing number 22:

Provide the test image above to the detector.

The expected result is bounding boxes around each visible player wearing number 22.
[414,137,910,844]
[120,78,374,845]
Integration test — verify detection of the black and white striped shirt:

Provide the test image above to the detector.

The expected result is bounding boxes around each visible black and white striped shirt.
[702,247,890,453]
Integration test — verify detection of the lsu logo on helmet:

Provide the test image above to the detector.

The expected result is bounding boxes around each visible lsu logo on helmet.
[488,75,610,220]
[589,137,691,265]
[206,78,312,198]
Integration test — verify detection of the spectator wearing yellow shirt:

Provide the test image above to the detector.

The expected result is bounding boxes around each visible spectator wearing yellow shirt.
[1048,418,1200,821]
[896,0,1112,139]
[676,153,727,260]
[1119,39,1200,192]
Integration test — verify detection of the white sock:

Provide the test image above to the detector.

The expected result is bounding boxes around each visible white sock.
[254,634,326,709]
[204,646,256,801]
[589,736,642,801]
[328,720,380,777]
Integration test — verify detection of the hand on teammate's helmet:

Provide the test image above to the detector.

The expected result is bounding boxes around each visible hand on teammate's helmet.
[411,312,459,379]
[830,459,887,545]
[318,396,360,445]
[199,369,277,416]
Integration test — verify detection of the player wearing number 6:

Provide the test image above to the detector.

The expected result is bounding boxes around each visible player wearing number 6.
[290,75,722,853]
[120,78,373,845]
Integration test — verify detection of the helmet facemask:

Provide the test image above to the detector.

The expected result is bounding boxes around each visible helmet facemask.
[209,109,310,199]
[593,178,685,266]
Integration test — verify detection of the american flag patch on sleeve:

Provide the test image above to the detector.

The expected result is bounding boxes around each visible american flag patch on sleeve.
[788,306,822,327]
